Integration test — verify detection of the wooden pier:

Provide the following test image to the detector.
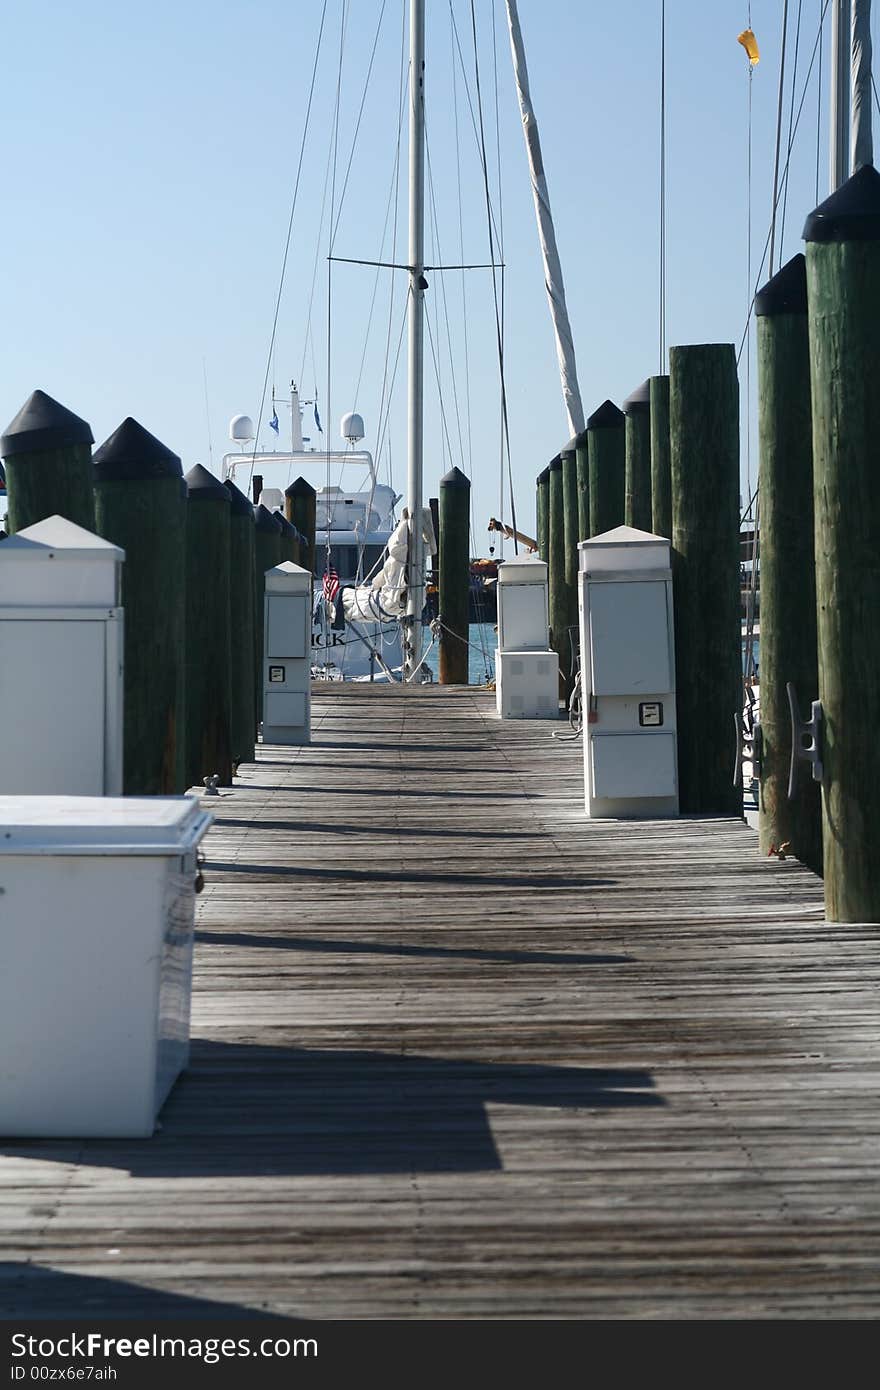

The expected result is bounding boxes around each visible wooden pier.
[3,684,880,1320]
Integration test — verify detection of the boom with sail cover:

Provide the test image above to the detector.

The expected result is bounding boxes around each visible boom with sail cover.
[342,509,436,625]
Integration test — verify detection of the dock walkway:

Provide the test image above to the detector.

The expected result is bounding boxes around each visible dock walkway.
[3,685,880,1319]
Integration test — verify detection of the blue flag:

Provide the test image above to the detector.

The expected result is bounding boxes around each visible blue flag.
[269,410,279,435]
[314,403,323,434]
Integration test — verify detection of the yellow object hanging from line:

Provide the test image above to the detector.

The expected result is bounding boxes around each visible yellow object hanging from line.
[738,28,760,66]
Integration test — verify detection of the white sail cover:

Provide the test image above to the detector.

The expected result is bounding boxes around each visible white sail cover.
[341,509,436,624]
[505,0,584,438]
[852,0,874,171]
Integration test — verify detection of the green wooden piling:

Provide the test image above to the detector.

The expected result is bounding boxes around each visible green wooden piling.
[536,467,550,562]
[670,343,741,815]
[93,418,187,794]
[561,443,580,639]
[1,390,94,533]
[254,503,283,727]
[649,375,672,539]
[185,465,232,788]
[223,478,257,769]
[623,380,653,531]
[587,401,625,537]
[548,455,571,691]
[755,254,822,873]
[573,430,589,541]
[804,164,880,919]
[277,511,301,566]
[438,465,470,684]
[286,477,317,575]
[429,496,440,587]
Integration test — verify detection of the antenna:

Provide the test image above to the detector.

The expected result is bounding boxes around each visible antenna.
[341,412,365,445]
[229,415,255,452]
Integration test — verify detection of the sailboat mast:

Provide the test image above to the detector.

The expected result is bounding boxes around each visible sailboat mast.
[830,0,852,189]
[851,0,874,171]
[404,0,426,680]
[505,0,584,437]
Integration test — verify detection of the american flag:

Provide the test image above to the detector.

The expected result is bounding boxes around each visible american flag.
[322,564,340,603]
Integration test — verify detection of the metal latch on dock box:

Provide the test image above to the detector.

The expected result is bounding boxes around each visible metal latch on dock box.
[269,666,286,683]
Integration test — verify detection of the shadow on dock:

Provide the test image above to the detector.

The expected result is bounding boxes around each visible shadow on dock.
[195,930,631,967]
[0,1041,663,1180]
[0,1263,286,1322]
[207,861,617,891]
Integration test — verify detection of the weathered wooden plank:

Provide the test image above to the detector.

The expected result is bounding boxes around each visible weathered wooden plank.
[2,685,879,1322]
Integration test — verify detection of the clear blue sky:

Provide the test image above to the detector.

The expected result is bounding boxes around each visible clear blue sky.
[2,1,872,551]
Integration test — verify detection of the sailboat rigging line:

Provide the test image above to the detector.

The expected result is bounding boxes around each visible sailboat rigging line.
[358,0,408,588]
[448,4,504,251]
[491,0,506,555]
[245,0,329,495]
[328,256,504,271]
[780,0,805,257]
[323,0,349,607]
[746,53,753,502]
[659,0,666,370]
[469,0,518,552]
[769,0,791,278]
[425,130,468,476]
[424,277,458,474]
[201,358,214,470]
[735,0,831,368]
[330,0,390,250]
[450,2,475,488]
[817,0,824,201]
[373,296,411,490]
[350,29,408,432]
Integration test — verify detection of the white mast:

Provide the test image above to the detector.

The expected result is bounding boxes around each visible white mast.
[505,0,584,437]
[851,0,874,170]
[830,0,852,189]
[404,0,426,680]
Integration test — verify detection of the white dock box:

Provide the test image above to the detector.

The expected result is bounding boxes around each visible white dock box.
[0,516,124,796]
[262,561,312,744]
[495,553,558,719]
[0,795,212,1138]
[578,526,678,818]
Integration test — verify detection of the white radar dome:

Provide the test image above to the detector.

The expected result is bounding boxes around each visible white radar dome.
[229,414,255,443]
[341,411,365,444]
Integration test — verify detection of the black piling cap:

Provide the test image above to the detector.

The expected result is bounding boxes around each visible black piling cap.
[254,503,283,533]
[559,441,576,459]
[571,429,589,450]
[277,512,298,539]
[536,466,551,485]
[93,417,182,481]
[587,400,625,430]
[1,389,93,459]
[548,454,562,471]
[223,477,256,518]
[755,253,808,317]
[185,463,229,502]
[440,464,470,489]
[622,380,651,415]
[285,476,317,499]
[803,163,880,243]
